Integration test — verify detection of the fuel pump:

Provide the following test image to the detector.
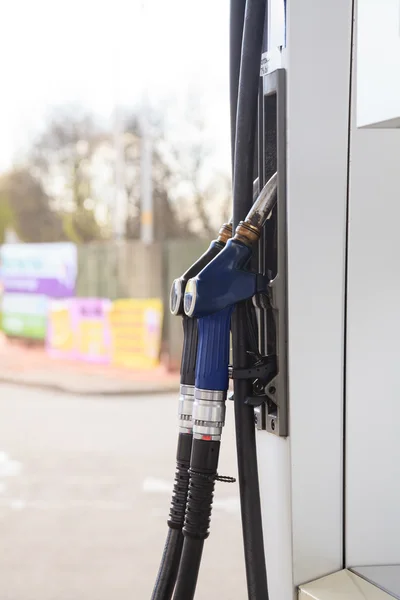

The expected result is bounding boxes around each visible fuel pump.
[171,174,277,600]
[151,0,400,596]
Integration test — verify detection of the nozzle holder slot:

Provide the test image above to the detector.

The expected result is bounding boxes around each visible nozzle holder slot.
[256,68,288,437]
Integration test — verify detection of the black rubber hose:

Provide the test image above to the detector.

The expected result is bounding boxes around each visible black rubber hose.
[230,0,246,170]
[151,432,192,600]
[151,321,197,600]
[232,304,269,599]
[170,538,204,600]
[151,528,183,600]
[231,0,269,599]
[172,439,220,600]
[232,0,266,228]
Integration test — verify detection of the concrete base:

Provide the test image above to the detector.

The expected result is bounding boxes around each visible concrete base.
[299,569,394,599]
[352,566,400,599]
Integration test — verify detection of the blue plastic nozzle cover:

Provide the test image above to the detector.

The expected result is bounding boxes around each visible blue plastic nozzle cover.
[187,239,269,392]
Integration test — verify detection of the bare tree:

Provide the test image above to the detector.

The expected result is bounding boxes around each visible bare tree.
[169,116,231,237]
[30,108,105,242]
[0,169,66,243]
[24,103,231,243]
[122,113,191,240]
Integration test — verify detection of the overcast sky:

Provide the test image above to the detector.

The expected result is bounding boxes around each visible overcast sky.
[0,0,231,172]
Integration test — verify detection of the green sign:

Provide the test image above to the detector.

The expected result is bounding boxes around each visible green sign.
[1,294,48,340]
[2,313,47,339]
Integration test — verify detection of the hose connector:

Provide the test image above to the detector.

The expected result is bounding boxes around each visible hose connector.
[233,221,261,245]
[178,384,195,433]
[192,389,227,441]
[217,221,233,244]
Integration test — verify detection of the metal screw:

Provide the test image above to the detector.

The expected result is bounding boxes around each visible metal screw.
[253,380,264,394]
[268,386,276,395]
[271,419,276,431]
[254,413,258,424]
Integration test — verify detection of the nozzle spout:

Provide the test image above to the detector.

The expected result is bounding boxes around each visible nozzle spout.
[252,177,260,199]
[245,172,277,230]
[233,172,277,245]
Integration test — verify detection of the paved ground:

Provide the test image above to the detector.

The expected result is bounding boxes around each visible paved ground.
[0,384,246,600]
[0,337,178,395]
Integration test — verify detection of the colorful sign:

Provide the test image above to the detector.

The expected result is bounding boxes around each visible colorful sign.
[74,299,112,363]
[46,297,163,369]
[0,243,77,297]
[0,243,77,340]
[46,300,75,358]
[110,298,163,369]
[1,294,48,340]
[47,299,112,363]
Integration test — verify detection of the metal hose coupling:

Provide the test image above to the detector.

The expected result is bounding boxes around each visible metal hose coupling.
[192,389,227,441]
[216,221,233,244]
[178,384,195,433]
[234,171,277,246]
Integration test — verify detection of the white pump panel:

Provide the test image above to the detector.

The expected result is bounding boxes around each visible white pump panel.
[257,0,400,597]
[357,0,400,128]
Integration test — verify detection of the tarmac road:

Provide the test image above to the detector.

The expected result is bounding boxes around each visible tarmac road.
[0,384,246,599]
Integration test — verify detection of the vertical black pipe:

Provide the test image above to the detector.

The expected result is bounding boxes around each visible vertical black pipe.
[231,0,269,599]
[232,0,266,228]
[229,0,246,172]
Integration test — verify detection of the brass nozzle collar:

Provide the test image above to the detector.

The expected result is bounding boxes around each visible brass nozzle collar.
[233,221,261,246]
[217,222,233,244]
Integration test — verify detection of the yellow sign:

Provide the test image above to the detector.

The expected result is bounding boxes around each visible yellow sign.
[77,318,110,359]
[109,298,163,369]
[47,301,75,355]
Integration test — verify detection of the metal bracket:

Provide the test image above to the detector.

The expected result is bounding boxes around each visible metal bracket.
[229,354,279,432]
[229,354,276,382]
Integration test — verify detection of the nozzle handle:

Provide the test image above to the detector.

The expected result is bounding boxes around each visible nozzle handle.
[180,316,198,387]
[182,240,225,283]
[171,240,226,317]
[195,305,233,391]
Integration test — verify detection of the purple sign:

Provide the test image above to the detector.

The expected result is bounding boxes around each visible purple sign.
[72,298,112,363]
[0,243,77,298]
[3,277,75,298]
[47,298,112,364]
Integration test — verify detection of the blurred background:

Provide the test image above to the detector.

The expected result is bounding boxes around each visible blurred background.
[0,1,246,598]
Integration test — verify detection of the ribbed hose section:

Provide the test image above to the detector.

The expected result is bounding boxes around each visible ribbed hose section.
[168,433,192,530]
[153,319,196,600]
[152,433,192,600]
[231,0,269,598]
[184,469,216,540]
[183,440,220,540]
[151,529,183,600]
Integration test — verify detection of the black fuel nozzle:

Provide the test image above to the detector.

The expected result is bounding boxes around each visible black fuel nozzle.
[169,228,231,318]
